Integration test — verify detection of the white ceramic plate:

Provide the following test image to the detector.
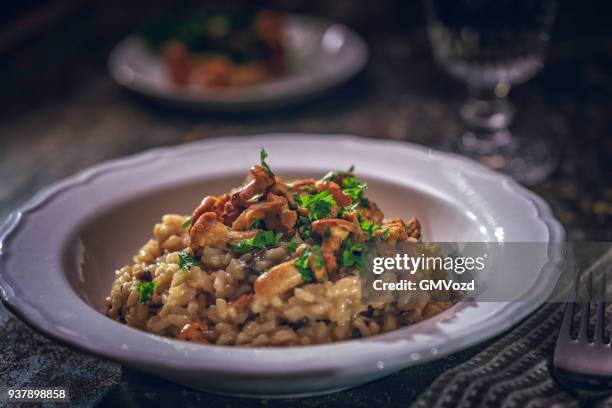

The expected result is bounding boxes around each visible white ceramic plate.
[108,14,369,111]
[0,135,564,398]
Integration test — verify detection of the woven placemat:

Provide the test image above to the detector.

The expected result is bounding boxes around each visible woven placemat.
[412,302,612,408]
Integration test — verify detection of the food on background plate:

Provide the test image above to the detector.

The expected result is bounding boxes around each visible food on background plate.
[106,150,454,346]
[142,8,284,88]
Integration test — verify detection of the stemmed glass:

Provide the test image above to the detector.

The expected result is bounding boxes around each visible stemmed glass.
[425,0,558,185]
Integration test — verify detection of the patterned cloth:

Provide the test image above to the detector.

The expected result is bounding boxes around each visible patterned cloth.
[413,302,612,408]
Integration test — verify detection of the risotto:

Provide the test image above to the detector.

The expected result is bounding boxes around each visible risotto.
[105,149,453,346]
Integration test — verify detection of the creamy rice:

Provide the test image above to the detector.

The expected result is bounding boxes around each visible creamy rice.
[106,155,453,346]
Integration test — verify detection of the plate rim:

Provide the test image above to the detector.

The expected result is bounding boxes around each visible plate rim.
[0,134,565,380]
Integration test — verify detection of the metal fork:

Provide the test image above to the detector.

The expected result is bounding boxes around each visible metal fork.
[553,260,612,403]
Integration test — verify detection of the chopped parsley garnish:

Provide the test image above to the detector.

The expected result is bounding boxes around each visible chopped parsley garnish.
[286,241,298,254]
[135,281,157,304]
[293,248,315,282]
[228,230,283,254]
[381,228,392,241]
[301,184,318,193]
[322,165,355,182]
[347,201,364,212]
[310,245,325,270]
[248,219,263,230]
[340,239,365,272]
[260,148,274,177]
[295,191,337,221]
[181,218,192,229]
[178,249,199,270]
[296,216,312,240]
[324,228,331,239]
[341,176,367,203]
[361,219,381,240]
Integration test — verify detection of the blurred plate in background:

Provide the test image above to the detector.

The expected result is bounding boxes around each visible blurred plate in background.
[108,14,369,112]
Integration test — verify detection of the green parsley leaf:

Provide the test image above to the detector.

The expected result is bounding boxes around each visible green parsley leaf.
[135,281,157,304]
[286,242,298,254]
[381,228,392,241]
[252,231,283,248]
[310,245,325,270]
[248,219,263,230]
[322,165,355,182]
[321,171,339,181]
[341,176,367,203]
[260,148,274,177]
[340,240,365,271]
[181,217,192,229]
[228,230,283,254]
[178,249,199,270]
[295,191,337,221]
[303,184,318,193]
[361,220,381,240]
[293,249,314,282]
[296,216,312,241]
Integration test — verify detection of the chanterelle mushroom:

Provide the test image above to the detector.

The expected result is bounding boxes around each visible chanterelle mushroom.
[268,180,295,205]
[405,217,421,240]
[190,195,230,227]
[254,259,304,298]
[189,212,229,253]
[232,193,297,234]
[359,200,384,224]
[374,218,417,244]
[227,229,259,243]
[311,218,356,272]
[178,322,210,343]
[288,178,317,192]
[315,180,352,207]
[341,209,366,242]
[231,165,275,207]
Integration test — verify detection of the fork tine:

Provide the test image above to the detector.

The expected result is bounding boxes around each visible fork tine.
[559,300,575,337]
[559,265,581,338]
[578,302,590,342]
[594,302,605,344]
[577,271,593,342]
[594,267,607,344]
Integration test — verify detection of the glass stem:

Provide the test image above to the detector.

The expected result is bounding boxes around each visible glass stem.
[459,85,516,155]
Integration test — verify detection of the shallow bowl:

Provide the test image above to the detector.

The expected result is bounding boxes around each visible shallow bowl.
[0,134,564,397]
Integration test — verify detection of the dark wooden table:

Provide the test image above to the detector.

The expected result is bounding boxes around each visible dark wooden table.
[0,2,610,407]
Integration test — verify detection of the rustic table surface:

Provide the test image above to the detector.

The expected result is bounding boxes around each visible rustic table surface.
[0,2,610,407]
